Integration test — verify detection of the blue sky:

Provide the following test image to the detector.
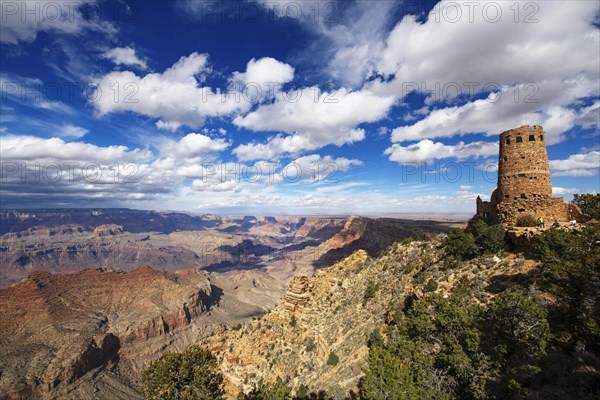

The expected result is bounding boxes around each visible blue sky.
[0,0,599,214]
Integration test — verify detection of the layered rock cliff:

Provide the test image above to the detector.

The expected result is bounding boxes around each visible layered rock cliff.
[0,266,285,399]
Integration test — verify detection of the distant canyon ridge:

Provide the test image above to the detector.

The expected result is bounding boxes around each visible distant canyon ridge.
[0,209,460,288]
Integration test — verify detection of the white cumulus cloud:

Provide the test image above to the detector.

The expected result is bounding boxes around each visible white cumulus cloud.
[385,139,497,164]
[102,47,148,69]
[233,87,395,160]
[552,187,581,195]
[159,133,230,159]
[549,151,600,177]
[0,135,150,162]
[57,124,88,139]
[91,53,298,130]
[231,57,294,101]
[0,0,116,44]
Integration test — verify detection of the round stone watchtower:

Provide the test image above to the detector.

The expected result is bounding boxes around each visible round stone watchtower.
[496,125,552,202]
[475,124,587,227]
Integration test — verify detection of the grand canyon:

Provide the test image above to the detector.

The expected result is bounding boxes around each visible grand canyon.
[1,0,598,398]
[0,209,456,398]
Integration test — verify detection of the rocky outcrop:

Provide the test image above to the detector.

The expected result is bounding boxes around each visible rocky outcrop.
[0,262,288,399]
[0,267,211,399]
[45,333,121,391]
[315,216,452,267]
[93,224,124,237]
[203,238,544,399]
[1,224,87,239]
[283,276,311,312]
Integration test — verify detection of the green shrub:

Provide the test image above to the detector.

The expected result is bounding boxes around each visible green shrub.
[516,215,538,227]
[363,280,379,305]
[326,351,339,366]
[296,384,309,398]
[471,219,505,254]
[442,255,460,270]
[242,377,291,400]
[530,227,574,262]
[532,225,600,351]
[442,229,479,260]
[444,221,505,262]
[367,329,384,349]
[424,278,438,292]
[412,271,429,286]
[481,292,550,395]
[572,193,600,219]
[141,345,224,400]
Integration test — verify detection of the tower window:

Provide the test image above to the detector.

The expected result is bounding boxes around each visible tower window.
[503,156,507,162]
[540,135,544,141]
[529,135,535,141]
[505,138,511,144]
[520,193,527,199]
[516,136,523,143]
[504,194,509,199]
[518,173,526,177]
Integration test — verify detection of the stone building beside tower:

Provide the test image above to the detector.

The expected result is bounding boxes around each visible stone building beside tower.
[475,125,586,227]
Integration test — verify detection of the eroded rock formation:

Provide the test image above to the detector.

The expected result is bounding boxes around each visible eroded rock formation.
[0,265,285,399]
[283,275,311,312]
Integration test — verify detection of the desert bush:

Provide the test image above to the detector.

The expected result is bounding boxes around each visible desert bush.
[442,229,479,260]
[367,329,384,349]
[516,215,538,227]
[471,219,505,254]
[572,193,600,219]
[424,278,438,292]
[363,280,379,305]
[532,225,600,352]
[142,345,224,400]
[242,377,291,400]
[326,351,340,366]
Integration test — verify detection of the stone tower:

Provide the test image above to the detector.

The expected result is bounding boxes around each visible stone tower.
[475,125,586,227]
[497,125,552,201]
